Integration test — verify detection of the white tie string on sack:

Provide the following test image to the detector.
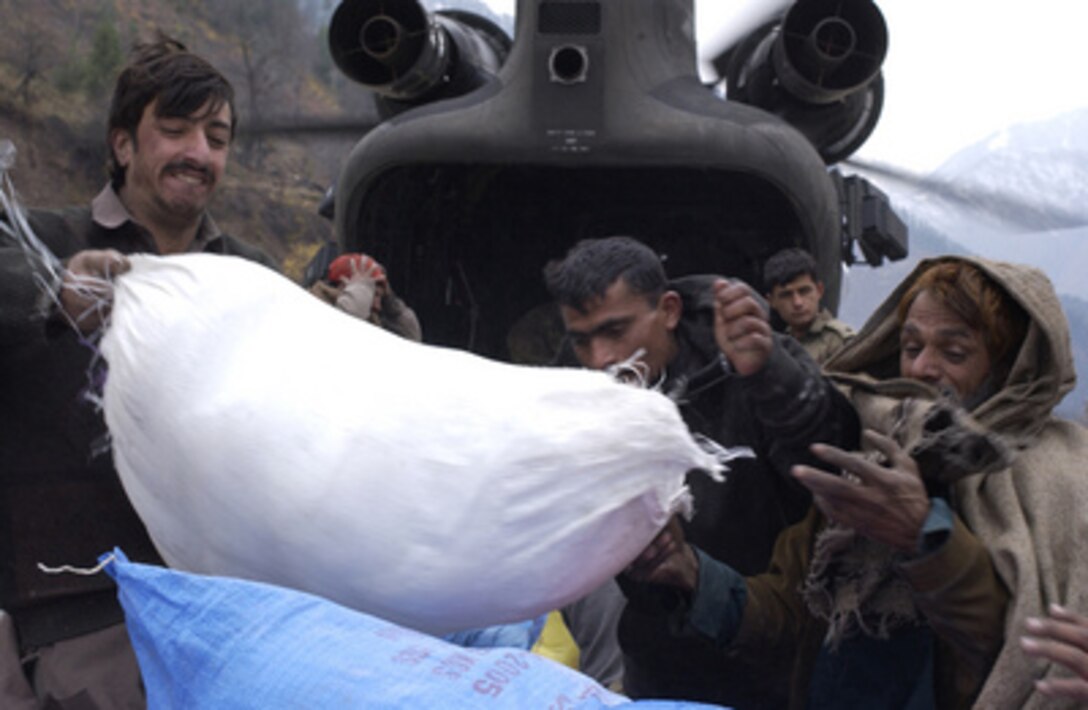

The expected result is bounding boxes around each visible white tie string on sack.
[38,554,116,577]
[0,140,63,291]
[100,253,727,635]
[1,139,116,419]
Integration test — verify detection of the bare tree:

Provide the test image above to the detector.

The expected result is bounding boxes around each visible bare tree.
[14,36,47,108]
[2,15,57,109]
[220,0,316,167]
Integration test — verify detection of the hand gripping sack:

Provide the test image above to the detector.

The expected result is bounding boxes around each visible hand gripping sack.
[100,254,721,634]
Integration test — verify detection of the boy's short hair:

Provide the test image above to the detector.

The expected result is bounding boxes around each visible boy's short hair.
[763,247,819,292]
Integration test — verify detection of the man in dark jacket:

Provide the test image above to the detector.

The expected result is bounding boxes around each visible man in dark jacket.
[543,236,859,709]
[0,33,276,709]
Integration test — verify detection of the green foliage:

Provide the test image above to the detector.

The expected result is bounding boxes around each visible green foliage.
[84,20,124,96]
[53,59,86,94]
[51,17,124,98]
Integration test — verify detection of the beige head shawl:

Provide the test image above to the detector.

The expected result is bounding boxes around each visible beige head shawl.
[825,256,1088,709]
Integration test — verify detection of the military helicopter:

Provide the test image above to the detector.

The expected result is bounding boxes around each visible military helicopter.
[294,0,907,360]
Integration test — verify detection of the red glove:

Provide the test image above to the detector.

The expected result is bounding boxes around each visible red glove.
[328,253,386,285]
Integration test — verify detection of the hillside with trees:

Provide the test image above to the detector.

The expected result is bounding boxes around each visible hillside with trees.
[0,0,372,279]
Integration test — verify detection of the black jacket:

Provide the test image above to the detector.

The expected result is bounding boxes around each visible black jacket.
[618,275,860,710]
[0,197,276,651]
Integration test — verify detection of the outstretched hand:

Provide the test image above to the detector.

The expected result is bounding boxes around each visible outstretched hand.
[712,278,773,376]
[791,429,931,553]
[624,516,698,592]
[60,249,130,334]
[1021,604,1088,701]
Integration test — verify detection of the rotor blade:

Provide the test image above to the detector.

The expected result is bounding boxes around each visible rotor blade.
[699,0,791,78]
[238,117,381,138]
[845,157,1088,233]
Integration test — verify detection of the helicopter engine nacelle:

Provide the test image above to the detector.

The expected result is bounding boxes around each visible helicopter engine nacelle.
[719,0,888,164]
[329,0,511,119]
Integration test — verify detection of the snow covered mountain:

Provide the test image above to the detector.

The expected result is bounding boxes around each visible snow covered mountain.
[900,109,1088,301]
[839,107,1088,420]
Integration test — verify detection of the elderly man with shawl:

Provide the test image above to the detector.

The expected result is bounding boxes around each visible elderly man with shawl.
[626,255,1088,709]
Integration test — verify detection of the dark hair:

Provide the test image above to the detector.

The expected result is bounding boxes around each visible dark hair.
[763,247,819,292]
[897,260,1029,381]
[107,32,236,189]
[543,236,667,312]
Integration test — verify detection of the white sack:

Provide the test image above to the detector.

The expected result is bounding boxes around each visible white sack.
[100,253,720,635]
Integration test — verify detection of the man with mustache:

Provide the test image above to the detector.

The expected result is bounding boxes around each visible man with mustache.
[0,33,274,708]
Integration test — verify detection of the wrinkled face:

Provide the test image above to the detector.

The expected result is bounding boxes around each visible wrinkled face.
[899,289,992,403]
[768,274,823,332]
[559,279,681,383]
[112,98,231,227]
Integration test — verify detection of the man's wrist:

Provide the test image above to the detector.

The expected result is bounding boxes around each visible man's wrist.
[915,497,953,556]
[688,546,747,646]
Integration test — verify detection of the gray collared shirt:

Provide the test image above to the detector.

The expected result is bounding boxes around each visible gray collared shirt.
[91,184,220,253]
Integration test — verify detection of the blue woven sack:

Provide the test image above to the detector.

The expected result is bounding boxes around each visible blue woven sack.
[103,550,727,710]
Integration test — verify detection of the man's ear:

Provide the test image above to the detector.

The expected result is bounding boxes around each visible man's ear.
[110,129,133,170]
[660,290,682,330]
[815,280,825,300]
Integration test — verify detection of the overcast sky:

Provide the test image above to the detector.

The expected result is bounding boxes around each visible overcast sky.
[484,0,1088,174]
[697,0,1088,173]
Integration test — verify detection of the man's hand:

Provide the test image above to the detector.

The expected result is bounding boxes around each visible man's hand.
[713,278,773,376]
[625,516,699,592]
[59,249,130,334]
[1021,604,1088,701]
[791,430,931,553]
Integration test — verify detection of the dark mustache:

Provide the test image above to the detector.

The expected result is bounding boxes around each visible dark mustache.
[164,161,211,180]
